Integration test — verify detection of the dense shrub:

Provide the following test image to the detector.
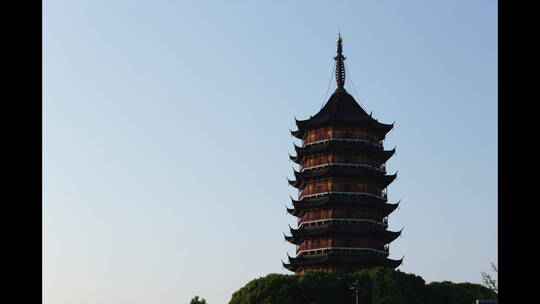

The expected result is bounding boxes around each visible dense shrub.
[424,281,496,304]
[228,267,496,304]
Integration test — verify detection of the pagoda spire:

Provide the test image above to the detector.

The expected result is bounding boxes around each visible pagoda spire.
[334,32,346,90]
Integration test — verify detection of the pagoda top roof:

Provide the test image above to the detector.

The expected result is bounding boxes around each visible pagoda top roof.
[291,35,393,138]
[292,89,394,136]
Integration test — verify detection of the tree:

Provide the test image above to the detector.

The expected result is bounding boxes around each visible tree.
[481,262,498,295]
[229,267,425,304]
[228,271,350,304]
[424,281,496,304]
[229,267,496,304]
[361,267,425,304]
[190,296,207,304]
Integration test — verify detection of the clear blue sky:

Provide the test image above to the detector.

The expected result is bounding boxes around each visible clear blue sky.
[43,1,497,304]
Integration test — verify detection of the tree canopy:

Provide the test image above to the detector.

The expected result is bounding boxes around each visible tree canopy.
[424,281,497,304]
[189,295,207,304]
[228,267,496,304]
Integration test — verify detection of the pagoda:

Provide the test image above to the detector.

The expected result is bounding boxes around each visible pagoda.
[283,34,403,275]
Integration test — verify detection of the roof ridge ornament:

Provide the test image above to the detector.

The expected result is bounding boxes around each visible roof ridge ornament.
[334,32,346,90]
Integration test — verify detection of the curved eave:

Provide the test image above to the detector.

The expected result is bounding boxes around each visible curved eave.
[291,142,392,164]
[381,148,396,163]
[286,224,401,245]
[282,261,292,271]
[294,119,394,137]
[382,200,400,216]
[287,201,399,218]
[291,196,395,210]
[288,178,297,187]
[289,153,300,163]
[291,129,303,139]
[385,173,398,187]
[289,167,397,189]
[287,209,301,217]
[385,229,402,243]
[284,253,403,272]
[377,121,394,134]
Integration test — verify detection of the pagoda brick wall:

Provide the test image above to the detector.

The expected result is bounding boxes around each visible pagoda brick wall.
[301,153,382,169]
[299,207,385,222]
[297,238,384,252]
[300,180,382,197]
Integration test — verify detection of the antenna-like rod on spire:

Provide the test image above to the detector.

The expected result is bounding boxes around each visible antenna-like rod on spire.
[334,32,346,90]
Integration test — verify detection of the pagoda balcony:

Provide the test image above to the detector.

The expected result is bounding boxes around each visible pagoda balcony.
[300,162,386,174]
[298,218,388,229]
[303,138,383,149]
[299,190,388,201]
[297,246,389,257]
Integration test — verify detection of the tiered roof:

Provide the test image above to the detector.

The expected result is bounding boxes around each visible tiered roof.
[288,165,397,189]
[286,196,400,217]
[283,253,403,272]
[290,141,395,164]
[290,89,394,139]
[285,223,402,245]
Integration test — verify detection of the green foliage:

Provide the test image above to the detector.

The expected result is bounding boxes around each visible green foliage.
[481,262,498,295]
[365,267,425,304]
[229,267,424,304]
[228,267,496,304]
[228,271,346,304]
[190,295,207,304]
[425,281,496,304]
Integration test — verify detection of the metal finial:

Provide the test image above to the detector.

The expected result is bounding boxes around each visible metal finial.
[334,33,346,89]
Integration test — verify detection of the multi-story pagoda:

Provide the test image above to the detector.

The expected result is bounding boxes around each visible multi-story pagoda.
[283,35,403,275]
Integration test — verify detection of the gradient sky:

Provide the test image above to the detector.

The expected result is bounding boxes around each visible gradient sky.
[43,1,497,304]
